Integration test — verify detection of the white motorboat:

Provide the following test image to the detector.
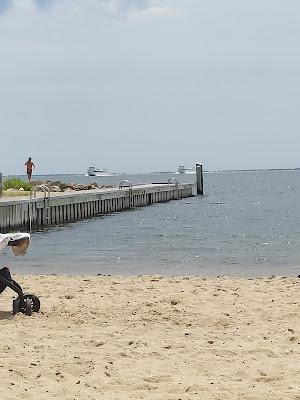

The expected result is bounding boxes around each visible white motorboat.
[176,165,195,174]
[87,166,116,177]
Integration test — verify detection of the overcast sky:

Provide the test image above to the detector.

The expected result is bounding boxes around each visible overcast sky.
[0,0,299,175]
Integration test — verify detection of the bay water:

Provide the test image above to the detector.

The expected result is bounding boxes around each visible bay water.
[2,170,300,276]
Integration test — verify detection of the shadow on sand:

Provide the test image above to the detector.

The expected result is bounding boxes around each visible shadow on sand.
[0,311,13,320]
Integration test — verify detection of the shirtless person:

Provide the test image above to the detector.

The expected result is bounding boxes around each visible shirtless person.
[25,157,35,181]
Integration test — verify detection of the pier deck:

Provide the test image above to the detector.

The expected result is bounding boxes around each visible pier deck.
[0,182,196,233]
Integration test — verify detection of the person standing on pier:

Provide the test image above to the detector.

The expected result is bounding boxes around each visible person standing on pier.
[25,157,35,181]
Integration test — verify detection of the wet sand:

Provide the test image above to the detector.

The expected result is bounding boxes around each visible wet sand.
[0,275,299,399]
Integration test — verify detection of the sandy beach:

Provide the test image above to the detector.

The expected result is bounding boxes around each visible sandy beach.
[0,274,299,400]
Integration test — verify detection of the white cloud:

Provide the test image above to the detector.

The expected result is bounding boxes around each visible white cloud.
[129,5,176,18]
[2,0,175,18]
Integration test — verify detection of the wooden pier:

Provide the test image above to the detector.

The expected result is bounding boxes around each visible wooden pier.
[0,182,196,233]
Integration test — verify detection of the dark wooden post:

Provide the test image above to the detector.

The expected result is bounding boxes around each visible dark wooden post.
[196,163,203,195]
[0,173,2,197]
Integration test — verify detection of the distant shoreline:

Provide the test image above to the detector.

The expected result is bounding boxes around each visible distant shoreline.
[3,168,300,177]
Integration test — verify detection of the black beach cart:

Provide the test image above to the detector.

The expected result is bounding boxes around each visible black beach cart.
[0,233,40,316]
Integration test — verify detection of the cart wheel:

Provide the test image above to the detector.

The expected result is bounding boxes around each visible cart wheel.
[12,297,20,315]
[23,294,41,313]
[25,298,32,316]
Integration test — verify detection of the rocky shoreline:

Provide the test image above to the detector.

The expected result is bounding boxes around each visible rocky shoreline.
[9,180,114,193]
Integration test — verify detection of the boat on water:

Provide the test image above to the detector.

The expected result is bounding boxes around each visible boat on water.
[176,165,195,174]
[87,166,117,177]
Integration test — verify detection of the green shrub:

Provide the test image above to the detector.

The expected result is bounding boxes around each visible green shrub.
[3,178,33,191]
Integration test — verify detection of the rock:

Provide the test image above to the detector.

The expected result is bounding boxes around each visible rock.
[100,185,113,189]
[48,181,62,187]
[22,180,113,192]
[49,185,62,192]
[73,184,85,191]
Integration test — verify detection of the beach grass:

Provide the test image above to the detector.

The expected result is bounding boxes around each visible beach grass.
[3,177,32,191]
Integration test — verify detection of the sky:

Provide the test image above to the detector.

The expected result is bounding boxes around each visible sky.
[0,0,300,175]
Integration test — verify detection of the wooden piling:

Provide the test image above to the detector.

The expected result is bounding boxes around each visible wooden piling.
[196,163,204,195]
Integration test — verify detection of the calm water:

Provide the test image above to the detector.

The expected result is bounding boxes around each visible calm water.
[2,170,300,276]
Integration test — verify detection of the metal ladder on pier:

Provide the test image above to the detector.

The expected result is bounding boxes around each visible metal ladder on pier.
[119,180,134,208]
[168,178,179,199]
[29,185,51,230]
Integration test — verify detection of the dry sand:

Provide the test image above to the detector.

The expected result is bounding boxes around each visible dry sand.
[0,274,299,400]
